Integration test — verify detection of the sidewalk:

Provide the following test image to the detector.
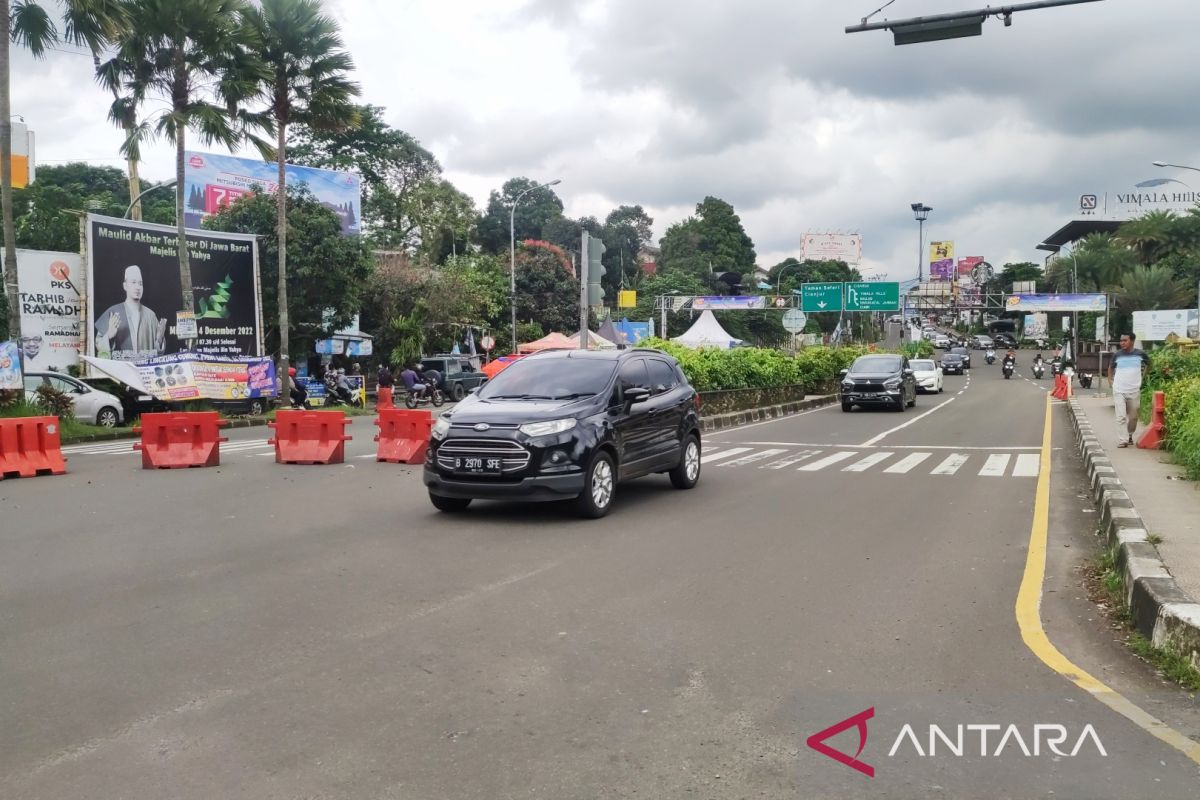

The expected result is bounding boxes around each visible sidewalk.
[1069,391,1200,666]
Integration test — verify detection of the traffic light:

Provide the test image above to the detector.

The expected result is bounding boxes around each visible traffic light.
[586,235,606,306]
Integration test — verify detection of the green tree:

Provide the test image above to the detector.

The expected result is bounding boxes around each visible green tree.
[658,196,756,283]
[290,104,445,250]
[1116,265,1193,312]
[601,204,654,296]
[514,241,578,334]
[103,0,270,318]
[475,177,564,254]
[244,0,358,403]
[628,268,708,339]
[995,261,1043,292]
[412,179,477,264]
[1114,209,1178,266]
[1,0,126,338]
[204,188,373,356]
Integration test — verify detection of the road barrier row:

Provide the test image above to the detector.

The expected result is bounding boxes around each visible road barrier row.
[0,416,67,480]
[133,412,228,469]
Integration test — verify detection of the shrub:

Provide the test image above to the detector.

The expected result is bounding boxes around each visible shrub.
[33,384,75,420]
[639,339,874,394]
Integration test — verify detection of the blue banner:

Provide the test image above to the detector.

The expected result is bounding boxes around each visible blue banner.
[1005,294,1106,312]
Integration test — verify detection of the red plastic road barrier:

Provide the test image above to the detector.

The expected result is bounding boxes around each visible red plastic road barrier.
[1138,390,1166,450]
[377,386,394,410]
[268,409,352,464]
[374,408,433,464]
[1051,373,1069,400]
[133,411,228,469]
[0,416,67,480]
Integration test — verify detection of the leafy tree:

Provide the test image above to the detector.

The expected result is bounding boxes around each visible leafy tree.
[995,262,1044,292]
[475,177,564,254]
[244,0,359,402]
[1114,210,1179,266]
[514,240,578,334]
[1,0,126,337]
[290,104,448,251]
[628,268,708,339]
[204,188,372,356]
[412,179,477,264]
[658,196,756,283]
[601,204,654,295]
[1116,265,1193,312]
[102,0,271,317]
[542,214,601,257]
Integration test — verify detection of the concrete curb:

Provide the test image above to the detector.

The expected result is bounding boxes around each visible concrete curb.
[1067,397,1200,670]
[700,394,837,433]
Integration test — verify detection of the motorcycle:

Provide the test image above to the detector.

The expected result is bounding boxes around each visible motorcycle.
[985,348,996,365]
[1032,362,1045,379]
[1079,371,1094,389]
[1002,362,1014,379]
[404,386,446,409]
[1050,357,1063,376]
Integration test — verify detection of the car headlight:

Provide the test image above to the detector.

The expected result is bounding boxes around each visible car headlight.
[842,379,855,388]
[518,418,577,437]
[431,418,451,440]
[884,377,901,388]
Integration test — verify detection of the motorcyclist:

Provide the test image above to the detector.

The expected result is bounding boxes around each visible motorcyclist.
[287,367,307,408]
[1002,349,1017,366]
[985,346,996,362]
[400,363,426,399]
[334,369,354,404]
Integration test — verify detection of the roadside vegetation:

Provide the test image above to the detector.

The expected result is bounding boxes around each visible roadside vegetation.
[1141,348,1200,479]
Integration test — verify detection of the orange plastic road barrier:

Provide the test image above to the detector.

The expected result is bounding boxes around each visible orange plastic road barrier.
[268,409,352,464]
[374,408,433,464]
[1138,390,1166,450]
[133,411,228,469]
[0,415,67,480]
[1051,373,1069,400]
[377,386,394,410]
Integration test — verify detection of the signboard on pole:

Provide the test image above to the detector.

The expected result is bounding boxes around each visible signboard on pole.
[86,215,263,362]
[184,150,361,234]
[16,249,83,373]
[692,296,767,310]
[929,240,954,279]
[801,283,843,312]
[1005,294,1106,312]
[845,281,900,311]
[1132,309,1199,341]
[782,309,807,333]
[801,233,862,264]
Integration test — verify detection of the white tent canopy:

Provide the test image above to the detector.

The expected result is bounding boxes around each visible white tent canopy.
[569,330,618,349]
[671,310,742,350]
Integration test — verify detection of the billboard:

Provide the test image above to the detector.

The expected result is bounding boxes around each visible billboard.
[16,249,83,372]
[183,150,361,234]
[929,241,954,279]
[0,341,21,389]
[957,256,984,276]
[86,215,262,362]
[1024,313,1048,340]
[1005,294,1107,312]
[801,233,862,264]
[692,296,767,310]
[9,121,34,189]
[1132,309,1199,341]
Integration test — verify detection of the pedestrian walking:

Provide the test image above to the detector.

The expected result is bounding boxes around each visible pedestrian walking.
[1108,332,1149,447]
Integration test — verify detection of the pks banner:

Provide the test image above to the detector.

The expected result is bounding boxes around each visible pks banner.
[16,249,83,372]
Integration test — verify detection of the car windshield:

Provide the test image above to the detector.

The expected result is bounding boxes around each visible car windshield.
[849,355,901,374]
[477,357,616,401]
[951,347,968,354]
[910,360,935,371]
[944,354,963,361]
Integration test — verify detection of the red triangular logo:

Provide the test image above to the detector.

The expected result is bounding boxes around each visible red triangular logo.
[806,707,875,778]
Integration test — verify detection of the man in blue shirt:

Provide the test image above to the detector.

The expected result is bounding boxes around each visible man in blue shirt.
[1108,332,1149,447]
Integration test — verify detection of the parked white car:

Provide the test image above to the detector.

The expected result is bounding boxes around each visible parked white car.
[908,358,944,394]
[24,372,125,427]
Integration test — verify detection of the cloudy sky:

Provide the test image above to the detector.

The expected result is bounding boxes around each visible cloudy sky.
[14,0,1200,279]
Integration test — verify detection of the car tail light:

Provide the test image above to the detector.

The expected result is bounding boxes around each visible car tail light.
[693,394,702,413]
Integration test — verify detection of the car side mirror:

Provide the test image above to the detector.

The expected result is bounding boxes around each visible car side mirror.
[624,386,651,406]
[902,368,914,376]
[838,369,848,378]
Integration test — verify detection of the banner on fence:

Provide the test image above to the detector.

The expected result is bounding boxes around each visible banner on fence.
[84,353,276,402]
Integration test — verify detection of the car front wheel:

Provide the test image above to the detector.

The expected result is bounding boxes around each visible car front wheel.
[669,435,701,490]
[96,406,120,428]
[451,383,466,401]
[574,451,616,519]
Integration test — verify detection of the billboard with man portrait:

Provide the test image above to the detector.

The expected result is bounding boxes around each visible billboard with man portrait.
[86,214,262,362]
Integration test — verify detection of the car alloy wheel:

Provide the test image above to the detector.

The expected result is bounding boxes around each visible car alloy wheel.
[591,458,614,507]
[574,451,617,518]
[670,435,701,489]
[97,407,119,428]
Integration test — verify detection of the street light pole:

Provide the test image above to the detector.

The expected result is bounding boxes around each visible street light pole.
[509,178,562,350]
[911,203,932,283]
[1039,241,1079,363]
[125,179,177,219]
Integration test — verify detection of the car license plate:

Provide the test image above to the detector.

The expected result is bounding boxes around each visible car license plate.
[455,456,502,474]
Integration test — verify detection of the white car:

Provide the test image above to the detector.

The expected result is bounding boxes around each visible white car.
[909,358,943,394]
[24,372,126,427]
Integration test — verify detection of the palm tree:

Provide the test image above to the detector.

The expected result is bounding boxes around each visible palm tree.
[244,0,358,400]
[1116,265,1193,312]
[101,0,270,316]
[95,51,148,220]
[1114,210,1177,266]
[1,0,126,338]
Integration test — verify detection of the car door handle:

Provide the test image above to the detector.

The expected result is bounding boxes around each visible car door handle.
[647,409,660,417]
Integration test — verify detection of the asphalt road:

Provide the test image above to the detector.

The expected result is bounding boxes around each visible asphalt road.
[3,362,1199,798]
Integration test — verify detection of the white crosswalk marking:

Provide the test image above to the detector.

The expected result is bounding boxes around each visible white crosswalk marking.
[700,447,752,464]
[1013,453,1041,477]
[930,453,969,475]
[761,450,820,469]
[718,448,787,467]
[978,453,1011,477]
[798,451,856,471]
[884,452,931,473]
[843,452,894,472]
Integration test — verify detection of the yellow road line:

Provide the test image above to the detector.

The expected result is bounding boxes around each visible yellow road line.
[1016,393,1200,764]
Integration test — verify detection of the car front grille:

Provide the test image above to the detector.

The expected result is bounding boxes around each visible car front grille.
[852,381,887,392]
[436,438,531,473]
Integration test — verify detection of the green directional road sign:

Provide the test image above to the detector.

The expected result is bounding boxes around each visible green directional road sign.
[845,281,900,311]
[801,282,843,312]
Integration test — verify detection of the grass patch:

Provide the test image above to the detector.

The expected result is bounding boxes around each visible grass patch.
[1147,532,1164,545]
[1126,634,1200,692]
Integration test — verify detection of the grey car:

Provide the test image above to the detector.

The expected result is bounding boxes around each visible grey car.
[24,372,125,427]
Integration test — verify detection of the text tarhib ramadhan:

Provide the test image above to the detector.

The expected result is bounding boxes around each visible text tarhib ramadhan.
[97,226,252,261]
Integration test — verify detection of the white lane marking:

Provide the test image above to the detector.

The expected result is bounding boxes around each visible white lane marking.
[722,441,1044,451]
[884,452,931,473]
[930,453,969,475]
[718,448,787,467]
[761,449,821,469]
[979,453,1011,477]
[843,451,894,472]
[700,447,752,464]
[1013,453,1041,477]
[798,451,856,471]
[859,396,957,447]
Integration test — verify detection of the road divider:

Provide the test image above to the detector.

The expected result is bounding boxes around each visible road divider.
[133,411,228,469]
[268,410,353,465]
[374,409,433,464]
[0,416,67,480]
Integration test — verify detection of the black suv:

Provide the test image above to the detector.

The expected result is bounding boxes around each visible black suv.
[839,354,917,412]
[424,348,702,518]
